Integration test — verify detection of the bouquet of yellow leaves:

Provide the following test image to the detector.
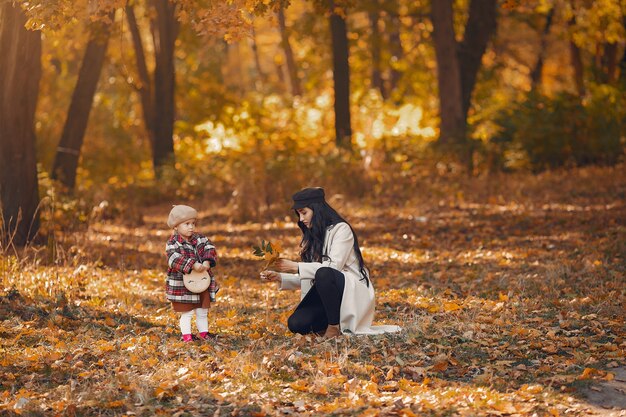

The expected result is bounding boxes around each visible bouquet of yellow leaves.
[252,240,282,270]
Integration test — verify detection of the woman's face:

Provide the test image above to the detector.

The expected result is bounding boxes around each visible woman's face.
[296,207,314,229]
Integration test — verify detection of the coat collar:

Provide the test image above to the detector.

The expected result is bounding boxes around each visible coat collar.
[172,232,198,245]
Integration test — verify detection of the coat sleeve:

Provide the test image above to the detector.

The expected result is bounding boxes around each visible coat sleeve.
[196,236,217,267]
[166,242,196,274]
[279,273,300,290]
[297,223,354,279]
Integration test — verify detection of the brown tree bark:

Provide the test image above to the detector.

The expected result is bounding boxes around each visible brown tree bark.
[568,18,585,97]
[457,0,497,117]
[126,4,156,147]
[51,15,114,190]
[601,42,618,84]
[0,3,42,246]
[431,0,497,169]
[151,0,178,173]
[278,5,301,97]
[431,0,465,145]
[251,24,266,84]
[530,7,555,91]
[388,13,403,93]
[618,13,626,87]
[329,2,352,149]
[369,9,386,99]
[126,1,178,175]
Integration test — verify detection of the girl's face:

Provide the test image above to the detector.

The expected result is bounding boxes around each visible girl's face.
[297,207,314,229]
[176,219,196,239]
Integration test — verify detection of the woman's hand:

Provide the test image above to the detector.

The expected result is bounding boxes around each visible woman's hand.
[260,270,281,282]
[273,258,299,274]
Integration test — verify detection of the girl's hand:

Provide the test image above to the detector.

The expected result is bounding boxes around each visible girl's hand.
[274,258,298,274]
[193,262,207,272]
[260,270,281,282]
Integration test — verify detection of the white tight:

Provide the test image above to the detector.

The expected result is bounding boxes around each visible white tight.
[179,308,209,335]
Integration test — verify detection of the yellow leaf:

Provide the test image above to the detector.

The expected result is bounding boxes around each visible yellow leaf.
[427,305,439,313]
[499,292,509,301]
[521,384,543,394]
[398,378,421,394]
[95,340,116,353]
[443,301,462,312]
[271,241,283,254]
[290,380,308,392]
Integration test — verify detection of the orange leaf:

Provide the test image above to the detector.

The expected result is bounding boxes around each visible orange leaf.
[290,380,308,392]
[431,361,448,372]
[577,367,600,380]
[400,408,417,417]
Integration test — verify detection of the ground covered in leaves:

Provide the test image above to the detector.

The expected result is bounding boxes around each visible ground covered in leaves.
[1,166,625,416]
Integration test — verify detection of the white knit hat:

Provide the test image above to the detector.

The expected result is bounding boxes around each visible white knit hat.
[167,205,198,228]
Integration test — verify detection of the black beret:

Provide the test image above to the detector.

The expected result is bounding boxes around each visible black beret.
[292,187,325,209]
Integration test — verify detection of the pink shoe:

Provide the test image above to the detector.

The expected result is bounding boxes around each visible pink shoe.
[181,334,193,342]
[198,331,217,340]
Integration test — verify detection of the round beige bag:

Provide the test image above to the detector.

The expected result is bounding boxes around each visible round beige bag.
[183,270,211,293]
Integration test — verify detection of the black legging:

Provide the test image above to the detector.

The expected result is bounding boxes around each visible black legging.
[287,267,345,335]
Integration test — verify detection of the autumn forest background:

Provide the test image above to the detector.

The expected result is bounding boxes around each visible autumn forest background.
[1,0,625,416]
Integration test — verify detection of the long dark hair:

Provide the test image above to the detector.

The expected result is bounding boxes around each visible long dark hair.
[296,201,369,286]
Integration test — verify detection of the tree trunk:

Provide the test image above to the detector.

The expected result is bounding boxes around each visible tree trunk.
[568,17,585,96]
[530,6,555,91]
[619,13,626,88]
[329,2,352,149]
[457,0,497,117]
[126,4,157,150]
[0,3,42,246]
[431,0,465,146]
[51,16,114,190]
[150,0,178,173]
[250,24,266,84]
[126,0,178,174]
[432,0,497,170]
[277,5,301,97]
[601,42,618,84]
[369,10,386,99]
[388,13,403,93]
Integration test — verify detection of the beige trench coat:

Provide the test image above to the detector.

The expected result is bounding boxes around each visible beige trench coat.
[279,222,401,335]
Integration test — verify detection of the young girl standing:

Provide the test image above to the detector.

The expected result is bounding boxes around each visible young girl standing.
[165,204,218,342]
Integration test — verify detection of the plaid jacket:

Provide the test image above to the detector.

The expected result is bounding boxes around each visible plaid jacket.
[165,232,217,303]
